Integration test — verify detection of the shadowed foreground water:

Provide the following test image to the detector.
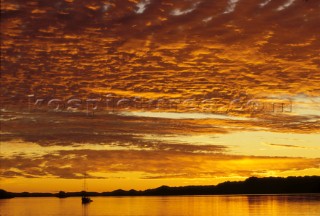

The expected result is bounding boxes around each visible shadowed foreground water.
[0,195,319,216]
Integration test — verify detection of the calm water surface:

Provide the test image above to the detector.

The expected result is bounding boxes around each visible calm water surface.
[0,195,319,216]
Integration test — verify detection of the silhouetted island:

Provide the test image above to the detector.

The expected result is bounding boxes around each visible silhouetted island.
[1,176,319,199]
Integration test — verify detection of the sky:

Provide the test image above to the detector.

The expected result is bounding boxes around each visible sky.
[0,0,320,192]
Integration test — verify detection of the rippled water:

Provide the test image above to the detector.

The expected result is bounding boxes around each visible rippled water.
[0,195,319,216]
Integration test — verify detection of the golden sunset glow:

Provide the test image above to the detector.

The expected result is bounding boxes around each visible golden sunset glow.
[1,0,320,193]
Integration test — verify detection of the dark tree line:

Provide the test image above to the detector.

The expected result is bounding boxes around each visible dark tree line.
[1,176,319,199]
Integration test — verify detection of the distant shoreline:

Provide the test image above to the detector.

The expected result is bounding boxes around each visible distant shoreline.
[1,176,320,199]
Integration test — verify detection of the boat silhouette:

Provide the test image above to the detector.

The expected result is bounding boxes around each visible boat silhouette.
[81,195,92,204]
[81,172,92,204]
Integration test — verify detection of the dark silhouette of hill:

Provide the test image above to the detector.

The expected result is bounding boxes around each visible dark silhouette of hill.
[1,176,319,199]
[0,189,15,199]
[56,191,68,198]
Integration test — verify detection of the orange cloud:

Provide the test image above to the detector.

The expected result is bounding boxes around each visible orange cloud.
[1,0,319,192]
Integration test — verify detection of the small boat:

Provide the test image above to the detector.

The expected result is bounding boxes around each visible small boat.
[82,195,93,204]
[81,172,93,204]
